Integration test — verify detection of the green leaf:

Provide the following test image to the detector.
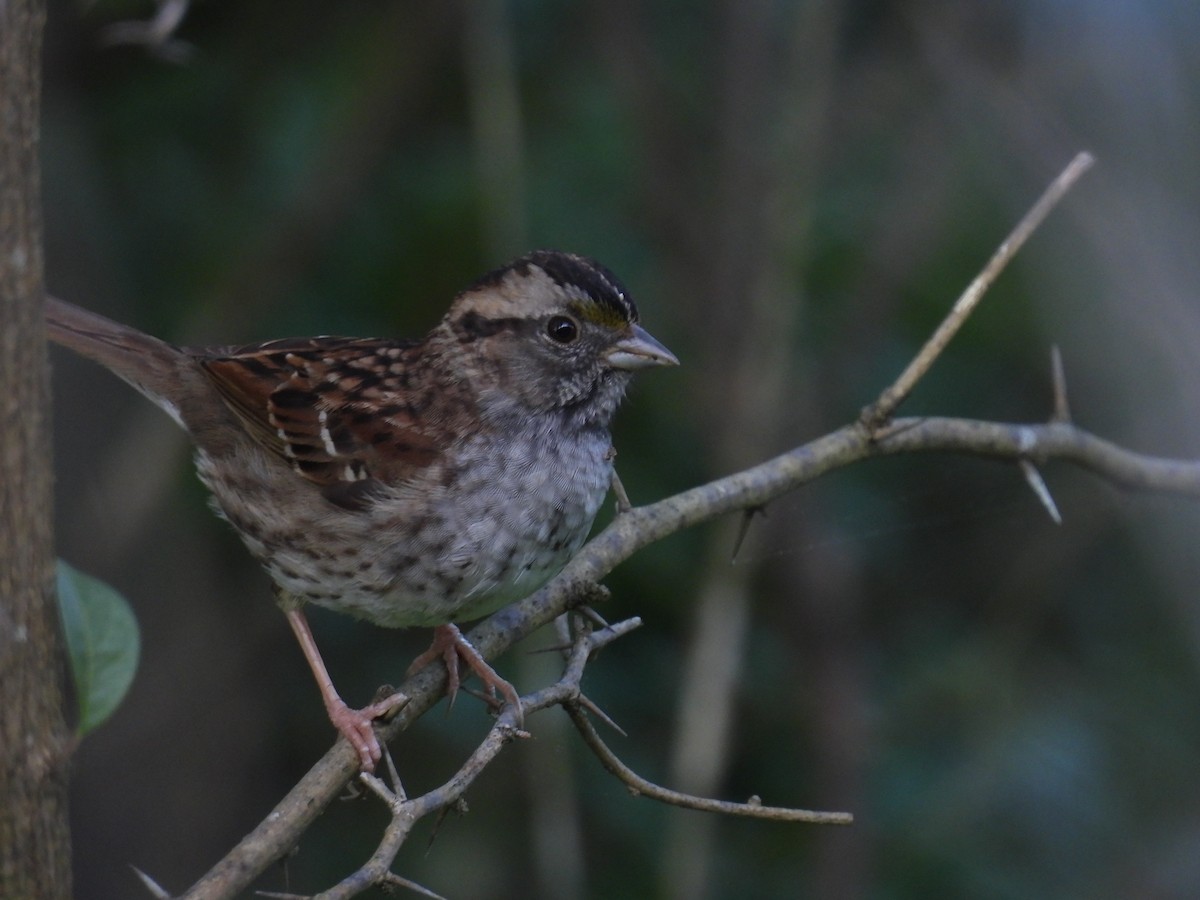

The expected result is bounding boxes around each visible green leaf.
[56,560,141,738]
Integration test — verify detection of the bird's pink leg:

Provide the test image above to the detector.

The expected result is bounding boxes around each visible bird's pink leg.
[284,607,404,771]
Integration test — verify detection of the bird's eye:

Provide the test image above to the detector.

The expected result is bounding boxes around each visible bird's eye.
[546,315,579,344]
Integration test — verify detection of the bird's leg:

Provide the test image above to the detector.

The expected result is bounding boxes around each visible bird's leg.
[407,624,523,725]
[284,607,405,771]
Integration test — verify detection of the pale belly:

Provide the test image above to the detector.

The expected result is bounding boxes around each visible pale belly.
[198,431,614,629]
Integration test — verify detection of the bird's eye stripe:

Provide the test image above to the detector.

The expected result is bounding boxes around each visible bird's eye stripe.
[454,311,523,342]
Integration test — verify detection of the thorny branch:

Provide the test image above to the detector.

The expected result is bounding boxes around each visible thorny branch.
[860,151,1095,429]
[564,704,853,826]
[153,152,1200,897]
[313,617,644,900]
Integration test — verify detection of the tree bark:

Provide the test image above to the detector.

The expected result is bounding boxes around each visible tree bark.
[0,1,73,897]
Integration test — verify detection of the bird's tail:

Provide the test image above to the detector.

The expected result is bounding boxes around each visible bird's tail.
[45,296,197,428]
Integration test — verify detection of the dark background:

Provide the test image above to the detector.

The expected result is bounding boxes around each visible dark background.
[44,2,1200,897]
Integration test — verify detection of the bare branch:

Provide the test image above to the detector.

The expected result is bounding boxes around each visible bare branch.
[319,719,527,899]
[861,152,1095,429]
[565,703,853,826]
[245,619,642,899]
[872,418,1200,495]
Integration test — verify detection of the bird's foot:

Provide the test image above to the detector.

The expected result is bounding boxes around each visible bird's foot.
[408,624,523,725]
[324,690,407,772]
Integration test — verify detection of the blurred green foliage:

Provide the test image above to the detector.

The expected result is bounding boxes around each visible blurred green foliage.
[46,1,1200,898]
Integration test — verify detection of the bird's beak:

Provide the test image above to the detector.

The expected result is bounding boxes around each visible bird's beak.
[606,324,679,370]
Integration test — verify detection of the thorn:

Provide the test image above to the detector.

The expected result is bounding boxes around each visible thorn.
[459,683,504,712]
[425,798,469,856]
[551,611,574,649]
[1019,459,1062,524]
[1050,345,1071,423]
[359,770,395,806]
[577,694,628,737]
[731,506,765,562]
[130,866,171,899]
[611,470,633,513]
[382,746,406,801]
[528,640,575,655]
[577,605,612,631]
[380,871,450,900]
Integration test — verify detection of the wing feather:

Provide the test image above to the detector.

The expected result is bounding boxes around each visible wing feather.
[198,337,453,508]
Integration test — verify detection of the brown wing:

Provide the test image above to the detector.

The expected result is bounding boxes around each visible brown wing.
[198,337,449,510]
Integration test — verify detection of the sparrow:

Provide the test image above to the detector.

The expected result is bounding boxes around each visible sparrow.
[47,250,677,769]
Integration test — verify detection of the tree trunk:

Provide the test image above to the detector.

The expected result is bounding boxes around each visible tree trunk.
[0,1,73,897]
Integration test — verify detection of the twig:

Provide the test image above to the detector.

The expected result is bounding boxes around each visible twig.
[565,703,853,825]
[861,152,1094,430]
[319,721,527,899]
[296,619,643,898]
[1050,345,1071,422]
[871,418,1200,494]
